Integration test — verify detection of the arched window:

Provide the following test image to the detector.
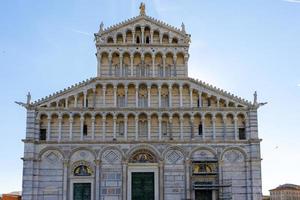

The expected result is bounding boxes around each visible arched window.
[146,36,150,44]
[162,121,168,136]
[198,124,203,136]
[74,165,92,176]
[118,121,124,136]
[136,36,140,44]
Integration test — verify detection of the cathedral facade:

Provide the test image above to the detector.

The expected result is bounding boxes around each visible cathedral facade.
[20,4,263,200]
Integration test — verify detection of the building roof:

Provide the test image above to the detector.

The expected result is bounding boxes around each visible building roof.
[270,184,300,191]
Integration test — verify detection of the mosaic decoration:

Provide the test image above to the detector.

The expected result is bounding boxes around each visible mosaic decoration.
[130,150,156,163]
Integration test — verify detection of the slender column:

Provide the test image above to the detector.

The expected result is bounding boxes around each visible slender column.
[168,85,172,107]
[190,116,194,140]
[245,116,249,140]
[180,114,184,140]
[124,116,128,140]
[130,55,134,76]
[108,55,112,76]
[179,85,183,107]
[185,159,191,199]
[92,88,96,108]
[95,160,101,200]
[113,116,117,140]
[173,55,177,77]
[184,55,188,76]
[162,55,166,77]
[201,116,206,140]
[169,116,173,140]
[141,26,145,44]
[83,91,87,107]
[223,116,227,140]
[217,97,220,107]
[150,30,153,44]
[74,95,78,108]
[147,116,151,140]
[147,85,151,107]
[119,55,123,76]
[65,98,68,108]
[158,116,162,140]
[135,85,139,108]
[132,31,135,44]
[152,55,155,77]
[58,116,62,142]
[158,86,161,108]
[102,115,106,140]
[135,116,138,141]
[198,92,202,107]
[159,35,163,44]
[69,117,73,141]
[114,85,117,107]
[234,116,238,140]
[97,53,101,77]
[47,116,51,141]
[190,88,193,108]
[102,86,106,107]
[91,116,95,140]
[125,86,128,107]
[63,160,69,200]
[80,116,84,140]
[122,161,128,200]
[212,116,216,140]
[159,160,164,200]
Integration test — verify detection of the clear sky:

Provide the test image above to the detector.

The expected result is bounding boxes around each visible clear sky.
[0,0,299,195]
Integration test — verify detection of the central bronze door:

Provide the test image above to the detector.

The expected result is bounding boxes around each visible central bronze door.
[73,183,91,200]
[132,172,154,200]
[195,190,212,200]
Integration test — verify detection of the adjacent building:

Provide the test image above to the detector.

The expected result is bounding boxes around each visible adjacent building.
[270,184,300,200]
[19,3,263,200]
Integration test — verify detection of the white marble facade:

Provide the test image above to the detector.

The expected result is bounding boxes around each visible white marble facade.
[21,4,263,200]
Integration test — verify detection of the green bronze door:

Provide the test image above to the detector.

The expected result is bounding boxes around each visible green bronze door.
[132,172,154,200]
[73,183,91,200]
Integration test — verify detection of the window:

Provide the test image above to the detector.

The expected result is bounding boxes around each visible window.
[239,128,246,140]
[86,99,89,107]
[198,124,203,136]
[207,98,211,107]
[136,36,140,43]
[162,121,168,136]
[119,122,124,136]
[146,36,150,43]
[40,129,47,141]
[83,124,88,136]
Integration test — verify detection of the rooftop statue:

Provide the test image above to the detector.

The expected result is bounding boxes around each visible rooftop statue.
[139,2,146,15]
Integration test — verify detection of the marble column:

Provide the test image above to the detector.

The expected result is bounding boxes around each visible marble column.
[65,98,69,108]
[147,85,151,108]
[91,116,95,140]
[212,116,216,140]
[190,88,193,108]
[152,55,155,77]
[147,115,151,140]
[132,31,135,44]
[158,86,161,108]
[185,159,191,199]
[234,116,238,140]
[179,85,183,107]
[58,116,62,142]
[180,114,184,140]
[130,55,134,76]
[201,116,206,140]
[198,92,202,107]
[119,55,123,76]
[162,55,166,77]
[97,53,101,77]
[135,116,138,141]
[169,116,173,140]
[63,159,69,200]
[141,26,145,44]
[83,91,87,108]
[125,86,128,107]
[80,116,84,140]
[159,160,164,200]
[102,86,106,107]
[168,85,172,107]
[113,116,117,140]
[124,116,128,140]
[223,116,227,140]
[92,88,96,108]
[158,116,162,140]
[122,161,128,200]
[95,159,101,200]
[47,116,51,141]
[69,117,73,141]
[102,115,106,140]
[74,95,78,108]
[190,116,194,140]
[114,86,117,107]
[135,85,139,108]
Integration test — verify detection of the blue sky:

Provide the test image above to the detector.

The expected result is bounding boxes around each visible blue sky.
[0,0,299,195]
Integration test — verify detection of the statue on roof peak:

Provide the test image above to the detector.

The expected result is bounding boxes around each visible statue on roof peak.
[99,21,104,34]
[181,22,186,33]
[253,91,268,108]
[139,2,146,15]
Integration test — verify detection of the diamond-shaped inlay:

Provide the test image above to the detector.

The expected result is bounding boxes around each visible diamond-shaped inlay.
[167,151,181,164]
[104,151,119,163]
[47,152,58,163]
